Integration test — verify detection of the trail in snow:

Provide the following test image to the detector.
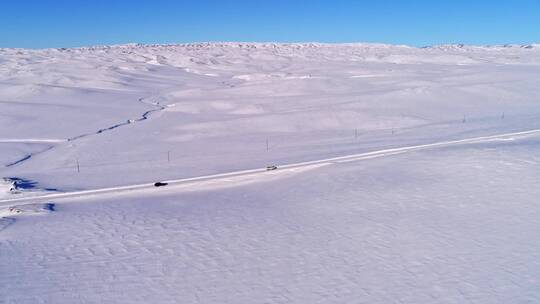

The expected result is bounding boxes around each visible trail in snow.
[68,97,165,141]
[4,97,166,168]
[1,140,66,167]
[0,139,66,143]
[5,146,55,167]
[2,127,538,206]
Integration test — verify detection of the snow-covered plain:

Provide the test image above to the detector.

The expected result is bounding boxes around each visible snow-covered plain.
[1,43,540,303]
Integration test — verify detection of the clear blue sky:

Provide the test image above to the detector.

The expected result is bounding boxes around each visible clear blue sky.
[1,0,539,48]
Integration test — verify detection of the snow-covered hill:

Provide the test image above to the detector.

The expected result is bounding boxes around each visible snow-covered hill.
[1,42,539,189]
[1,43,540,303]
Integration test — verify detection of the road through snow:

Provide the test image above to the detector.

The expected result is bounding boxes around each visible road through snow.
[3,43,540,304]
[2,127,539,206]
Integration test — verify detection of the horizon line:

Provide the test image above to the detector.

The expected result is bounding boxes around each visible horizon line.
[2,41,539,51]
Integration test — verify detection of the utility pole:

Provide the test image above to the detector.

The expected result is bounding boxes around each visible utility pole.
[167,151,170,163]
[462,115,466,123]
[501,112,505,120]
[76,159,80,173]
[266,137,269,151]
[355,128,358,139]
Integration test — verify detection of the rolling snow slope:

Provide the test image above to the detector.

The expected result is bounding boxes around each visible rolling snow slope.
[1,43,540,190]
[2,132,540,303]
[1,43,540,303]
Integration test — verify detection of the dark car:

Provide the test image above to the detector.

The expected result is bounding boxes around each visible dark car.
[154,182,168,187]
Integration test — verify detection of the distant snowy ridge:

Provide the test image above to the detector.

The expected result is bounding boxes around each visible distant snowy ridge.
[60,42,540,51]
[2,42,538,72]
[1,42,538,52]
[427,43,540,51]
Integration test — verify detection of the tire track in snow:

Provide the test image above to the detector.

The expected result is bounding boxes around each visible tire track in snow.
[1,128,539,206]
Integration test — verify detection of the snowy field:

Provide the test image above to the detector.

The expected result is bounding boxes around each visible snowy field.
[1,43,540,303]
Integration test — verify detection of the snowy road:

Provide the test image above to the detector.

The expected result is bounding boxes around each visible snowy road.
[2,128,539,206]
[3,125,540,304]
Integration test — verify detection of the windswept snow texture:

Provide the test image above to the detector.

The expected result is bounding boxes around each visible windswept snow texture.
[1,43,540,303]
